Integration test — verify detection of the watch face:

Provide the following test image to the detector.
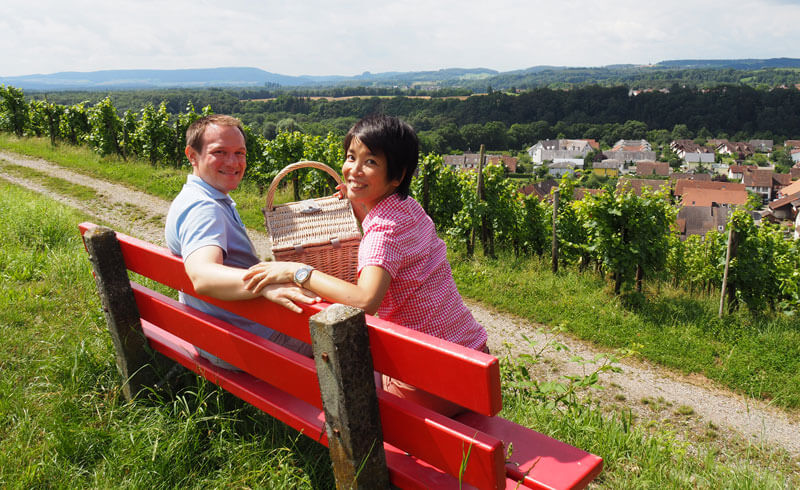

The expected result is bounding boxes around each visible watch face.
[295,267,311,284]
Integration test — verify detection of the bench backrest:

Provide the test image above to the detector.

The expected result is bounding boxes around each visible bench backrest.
[79,222,508,489]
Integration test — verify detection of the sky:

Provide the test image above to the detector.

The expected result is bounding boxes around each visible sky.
[2,0,800,78]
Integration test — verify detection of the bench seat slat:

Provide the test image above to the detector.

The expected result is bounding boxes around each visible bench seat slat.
[142,318,328,441]
[140,316,512,489]
[133,283,323,408]
[456,412,604,490]
[80,223,501,416]
[132,281,507,489]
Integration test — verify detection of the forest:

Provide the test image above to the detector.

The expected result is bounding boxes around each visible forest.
[20,83,800,156]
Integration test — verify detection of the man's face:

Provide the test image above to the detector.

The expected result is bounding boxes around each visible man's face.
[186,124,246,194]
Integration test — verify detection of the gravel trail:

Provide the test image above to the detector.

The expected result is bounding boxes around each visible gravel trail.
[2,149,798,461]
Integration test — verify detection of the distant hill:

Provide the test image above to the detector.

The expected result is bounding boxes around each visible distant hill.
[2,59,799,91]
[0,66,499,91]
[654,58,800,69]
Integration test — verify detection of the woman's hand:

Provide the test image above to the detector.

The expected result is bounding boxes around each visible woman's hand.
[259,283,320,313]
[243,262,299,294]
[335,183,367,223]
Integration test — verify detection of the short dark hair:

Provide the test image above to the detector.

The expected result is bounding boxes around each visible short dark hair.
[186,114,246,153]
[343,114,418,199]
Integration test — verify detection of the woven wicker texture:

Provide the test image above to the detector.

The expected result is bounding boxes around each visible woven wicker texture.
[263,161,361,283]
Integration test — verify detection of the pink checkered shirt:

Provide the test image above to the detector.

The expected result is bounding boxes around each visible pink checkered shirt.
[358,194,487,350]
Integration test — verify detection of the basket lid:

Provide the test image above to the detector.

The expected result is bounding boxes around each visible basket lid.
[266,195,361,250]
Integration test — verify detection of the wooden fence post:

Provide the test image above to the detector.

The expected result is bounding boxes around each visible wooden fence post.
[719,227,738,317]
[551,188,560,273]
[83,226,159,401]
[309,304,389,489]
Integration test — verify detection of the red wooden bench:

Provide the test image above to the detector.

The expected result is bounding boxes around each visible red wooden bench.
[80,222,603,489]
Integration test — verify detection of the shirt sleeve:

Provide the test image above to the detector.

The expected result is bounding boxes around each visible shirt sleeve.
[359,218,404,278]
[179,200,230,260]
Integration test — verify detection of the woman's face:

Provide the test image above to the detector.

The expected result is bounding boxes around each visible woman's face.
[342,137,400,212]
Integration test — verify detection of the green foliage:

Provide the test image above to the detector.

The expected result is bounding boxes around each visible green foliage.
[727,211,798,313]
[87,97,121,156]
[0,84,28,137]
[61,102,90,145]
[410,153,463,230]
[135,101,175,165]
[578,183,676,293]
[500,328,627,413]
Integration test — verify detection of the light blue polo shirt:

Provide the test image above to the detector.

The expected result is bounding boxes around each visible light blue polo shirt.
[165,174,276,366]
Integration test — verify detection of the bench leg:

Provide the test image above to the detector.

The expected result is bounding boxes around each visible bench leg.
[83,226,162,401]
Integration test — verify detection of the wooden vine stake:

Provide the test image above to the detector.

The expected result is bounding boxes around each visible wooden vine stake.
[551,188,560,273]
[719,226,738,317]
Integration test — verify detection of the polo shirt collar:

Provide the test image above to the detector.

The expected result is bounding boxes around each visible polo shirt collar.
[186,174,233,203]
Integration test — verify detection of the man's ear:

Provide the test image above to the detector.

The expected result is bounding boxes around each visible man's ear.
[185,145,198,166]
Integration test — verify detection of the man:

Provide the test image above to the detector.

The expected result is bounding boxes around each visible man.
[165,114,317,369]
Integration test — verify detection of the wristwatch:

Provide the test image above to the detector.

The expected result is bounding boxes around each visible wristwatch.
[293,265,315,287]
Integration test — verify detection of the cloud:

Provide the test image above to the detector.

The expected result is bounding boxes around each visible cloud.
[1,0,799,77]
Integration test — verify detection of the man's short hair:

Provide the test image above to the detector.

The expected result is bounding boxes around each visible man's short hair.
[186,115,246,153]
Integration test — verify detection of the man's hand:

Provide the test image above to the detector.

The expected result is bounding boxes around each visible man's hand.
[260,283,321,313]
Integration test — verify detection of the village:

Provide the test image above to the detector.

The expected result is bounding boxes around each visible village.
[443,137,800,239]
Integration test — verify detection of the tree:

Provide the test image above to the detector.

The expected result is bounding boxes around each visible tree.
[745,191,763,212]
[671,123,692,141]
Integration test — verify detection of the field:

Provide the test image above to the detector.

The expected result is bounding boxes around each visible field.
[1,136,799,487]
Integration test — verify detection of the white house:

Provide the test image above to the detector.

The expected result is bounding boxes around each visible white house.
[528,139,598,164]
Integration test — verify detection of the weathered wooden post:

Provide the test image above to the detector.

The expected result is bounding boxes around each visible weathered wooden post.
[551,188,560,273]
[719,226,739,317]
[309,304,390,489]
[83,226,159,400]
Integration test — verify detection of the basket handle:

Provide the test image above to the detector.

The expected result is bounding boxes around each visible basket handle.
[265,160,343,211]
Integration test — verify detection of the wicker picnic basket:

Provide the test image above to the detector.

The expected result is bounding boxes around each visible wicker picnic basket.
[263,161,361,283]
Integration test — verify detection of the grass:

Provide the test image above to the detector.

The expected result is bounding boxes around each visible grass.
[0,159,99,200]
[502,392,798,489]
[3,135,800,410]
[2,134,800,486]
[449,249,800,411]
[1,179,797,488]
[0,181,333,488]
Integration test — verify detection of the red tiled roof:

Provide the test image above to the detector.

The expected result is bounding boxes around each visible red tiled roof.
[780,179,800,196]
[743,168,773,187]
[617,178,671,196]
[636,161,670,176]
[768,190,800,210]
[773,173,791,186]
[674,180,745,196]
[669,172,712,183]
[681,188,748,207]
[728,165,757,174]
[574,187,604,200]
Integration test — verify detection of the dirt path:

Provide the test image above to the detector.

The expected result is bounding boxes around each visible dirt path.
[2,149,799,461]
